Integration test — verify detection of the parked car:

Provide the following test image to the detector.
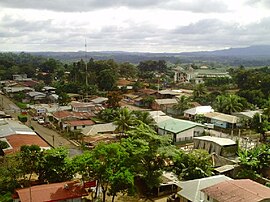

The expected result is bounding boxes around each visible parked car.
[38,119,45,124]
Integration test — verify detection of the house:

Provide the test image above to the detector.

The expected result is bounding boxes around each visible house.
[178,175,232,202]
[91,97,108,105]
[233,110,263,121]
[0,119,50,155]
[184,106,214,119]
[201,179,270,202]
[193,136,238,157]
[157,118,205,143]
[71,101,95,112]
[3,86,34,94]
[153,172,181,197]
[158,89,183,99]
[52,111,95,128]
[25,91,46,101]
[204,112,240,129]
[2,134,50,155]
[152,98,177,114]
[12,74,29,81]
[123,93,140,104]
[81,123,117,136]
[42,86,56,94]
[63,120,95,131]
[13,181,88,202]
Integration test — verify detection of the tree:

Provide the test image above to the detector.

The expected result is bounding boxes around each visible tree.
[58,92,71,106]
[193,84,207,101]
[173,149,213,180]
[114,108,135,136]
[124,124,172,194]
[18,114,28,124]
[97,69,118,91]
[214,94,243,114]
[173,95,192,116]
[37,147,74,183]
[141,96,155,108]
[132,110,155,127]
[107,91,122,109]
[119,62,138,79]
[91,143,134,202]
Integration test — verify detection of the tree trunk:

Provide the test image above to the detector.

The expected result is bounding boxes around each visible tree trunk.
[102,189,106,202]
[94,180,99,198]
[112,194,116,202]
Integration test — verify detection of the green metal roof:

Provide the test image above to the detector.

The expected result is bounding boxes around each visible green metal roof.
[157,118,203,134]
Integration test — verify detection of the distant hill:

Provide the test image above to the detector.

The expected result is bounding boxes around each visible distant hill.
[29,45,270,66]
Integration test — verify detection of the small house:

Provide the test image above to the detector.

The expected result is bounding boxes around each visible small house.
[204,112,240,129]
[193,136,238,157]
[184,106,214,120]
[157,118,205,143]
[178,175,232,202]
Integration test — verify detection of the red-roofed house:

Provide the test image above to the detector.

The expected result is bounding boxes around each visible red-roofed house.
[201,179,270,202]
[3,134,50,155]
[63,120,95,131]
[13,181,88,202]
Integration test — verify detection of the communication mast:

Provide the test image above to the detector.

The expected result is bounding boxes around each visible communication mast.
[85,38,88,86]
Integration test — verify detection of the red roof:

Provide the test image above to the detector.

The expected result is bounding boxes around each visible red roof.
[15,181,88,202]
[64,120,95,127]
[4,134,50,155]
[20,80,40,87]
[53,110,95,120]
[201,179,270,202]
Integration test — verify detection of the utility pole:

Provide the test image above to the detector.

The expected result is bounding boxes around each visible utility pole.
[85,38,88,87]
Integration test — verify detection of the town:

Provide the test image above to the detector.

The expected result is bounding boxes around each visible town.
[1,52,270,202]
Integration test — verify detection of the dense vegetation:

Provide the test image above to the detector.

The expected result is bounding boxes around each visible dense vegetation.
[0,124,213,202]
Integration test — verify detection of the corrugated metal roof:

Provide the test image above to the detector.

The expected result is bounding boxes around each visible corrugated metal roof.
[178,175,232,202]
[0,119,36,138]
[204,112,239,124]
[157,118,204,134]
[194,136,236,146]
[82,123,117,136]
[201,179,270,202]
[155,98,177,105]
[184,106,214,116]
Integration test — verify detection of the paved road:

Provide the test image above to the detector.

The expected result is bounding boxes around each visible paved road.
[0,94,82,156]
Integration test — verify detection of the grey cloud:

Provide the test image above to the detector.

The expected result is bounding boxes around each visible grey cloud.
[0,0,229,13]
[246,0,270,8]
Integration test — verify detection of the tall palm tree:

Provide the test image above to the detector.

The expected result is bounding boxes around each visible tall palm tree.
[215,94,243,114]
[113,108,135,136]
[193,84,207,100]
[132,111,155,127]
[173,95,192,116]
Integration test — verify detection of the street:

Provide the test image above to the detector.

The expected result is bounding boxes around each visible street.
[0,94,82,156]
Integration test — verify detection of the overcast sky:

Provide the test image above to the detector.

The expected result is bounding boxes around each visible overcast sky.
[0,0,270,52]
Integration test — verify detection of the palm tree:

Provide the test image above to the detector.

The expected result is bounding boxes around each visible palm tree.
[113,108,135,136]
[214,94,243,114]
[173,95,192,116]
[193,84,207,100]
[132,111,155,127]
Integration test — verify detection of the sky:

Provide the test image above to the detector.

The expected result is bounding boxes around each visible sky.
[0,0,270,52]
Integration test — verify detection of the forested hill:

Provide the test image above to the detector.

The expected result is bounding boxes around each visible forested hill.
[28,45,270,66]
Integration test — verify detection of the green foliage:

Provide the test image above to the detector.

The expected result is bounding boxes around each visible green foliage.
[0,192,13,202]
[37,147,75,183]
[214,94,243,114]
[107,91,122,108]
[173,149,213,180]
[173,95,192,115]
[13,93,26,102]
[237,144,270,179]
[18,114,28,123]
[0,140,9,149]
[141,96,155,108]
[58,92,71,106]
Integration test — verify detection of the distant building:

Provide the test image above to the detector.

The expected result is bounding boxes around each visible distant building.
[204,112,240,129]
